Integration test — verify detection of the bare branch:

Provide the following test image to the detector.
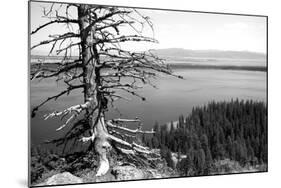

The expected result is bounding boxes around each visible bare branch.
[31,59,83,80]
[56,114,76,131]
[108,134,151,154]
[44,97,93,120]
[31,19,78,35]
[112,118,140,123]
[109,129,136,139]
[31,84,84,117]
[107,120,155,134]
[31,32,79,50]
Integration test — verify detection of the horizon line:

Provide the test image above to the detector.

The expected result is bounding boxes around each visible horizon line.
[31,48,267,56]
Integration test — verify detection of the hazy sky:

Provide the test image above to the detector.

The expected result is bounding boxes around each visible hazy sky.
[30,1,267,55]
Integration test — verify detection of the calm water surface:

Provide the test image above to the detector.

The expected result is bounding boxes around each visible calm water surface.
[30,68,267,145]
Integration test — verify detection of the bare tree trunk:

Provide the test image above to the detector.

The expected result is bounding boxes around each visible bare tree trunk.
[77,5,111,176]
[31,4,169,177]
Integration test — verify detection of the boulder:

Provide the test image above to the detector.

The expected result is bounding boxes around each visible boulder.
[112,165,145,180]
[146,169,163,178]
[36,172,83,186]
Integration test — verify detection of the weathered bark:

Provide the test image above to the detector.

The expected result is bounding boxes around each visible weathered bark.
[78,5,112,176]
[93,117,112,176]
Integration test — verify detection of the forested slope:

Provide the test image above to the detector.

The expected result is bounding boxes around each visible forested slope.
[142,99,267,175]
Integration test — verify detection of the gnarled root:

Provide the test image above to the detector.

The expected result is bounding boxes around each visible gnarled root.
[80,117,159,177]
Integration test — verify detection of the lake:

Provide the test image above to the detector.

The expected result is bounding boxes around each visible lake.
[30,68,267,146]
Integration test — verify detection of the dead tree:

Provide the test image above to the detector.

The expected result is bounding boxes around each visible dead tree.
[31,3,182,176]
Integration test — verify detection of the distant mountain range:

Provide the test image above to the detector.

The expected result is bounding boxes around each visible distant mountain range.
[151,48,266,60]
[32,48,266,60]
[31,48,267,68]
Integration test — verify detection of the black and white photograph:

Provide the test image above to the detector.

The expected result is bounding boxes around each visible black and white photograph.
[29,0,267,186]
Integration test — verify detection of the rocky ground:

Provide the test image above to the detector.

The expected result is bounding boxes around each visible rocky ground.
[31,149,267,186]
[35,163,176,186]
[32,149,177,186]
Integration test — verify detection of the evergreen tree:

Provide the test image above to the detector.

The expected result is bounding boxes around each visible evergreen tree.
[146,99,267,176]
